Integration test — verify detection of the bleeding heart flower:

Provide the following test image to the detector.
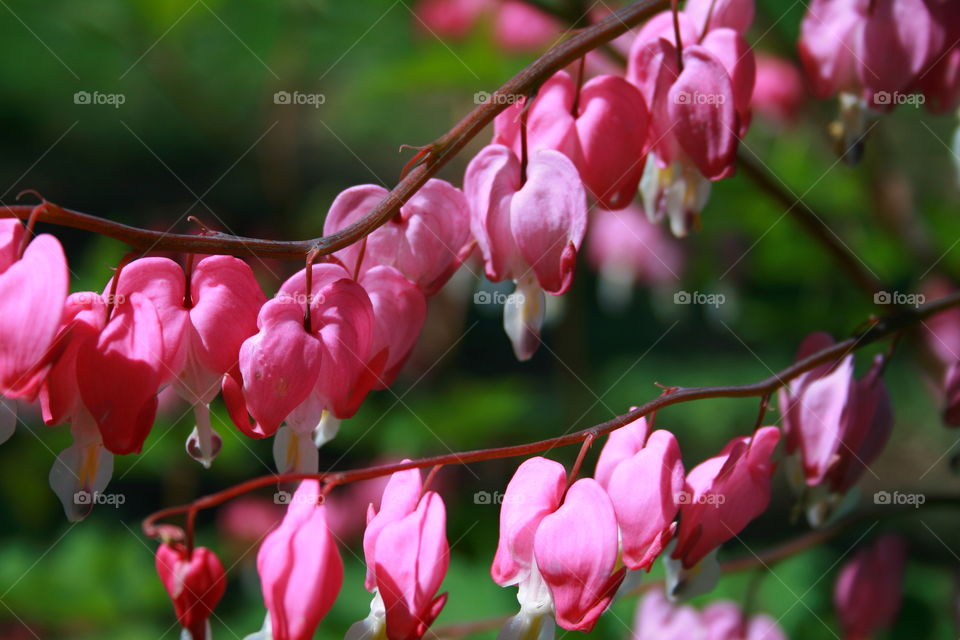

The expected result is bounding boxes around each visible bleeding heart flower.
[155,543,227,640]
[834,534,907,640]
[464,144,587,360]
[494,70,650,210]
[595,416,685,571]
[322,180,472,295]
[250,480,343,640]
[752,54,806,126]
[585,205,682,311]
[701,600,788,640]
[348,465,449,640]
[534,478,625,632]
[0,219,68,399]
[359,265,427,388]
[671,426,780,571]
[176,256,265,467]
[778,333,893,525]
[684,0,755,36]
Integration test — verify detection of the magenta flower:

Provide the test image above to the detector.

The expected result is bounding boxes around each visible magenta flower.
[701,601,787,640]
[494,70,650,210]
[627,10,755,236]
[633,590,705,640]
[359,265,427,388]
[752,55,805,126]
[251,480,343,640]
[492,457,623,636]
[672,426,781,569]
[0,219,68,400]
[585,205,682,311]
[464,144,587,360]
[595,416,685,571]
[155,543,227,640]
[348,466,449,640]
[834,534,907,640]
[226,263,381,471]
[322,180,472,296]
[778,333,893,524]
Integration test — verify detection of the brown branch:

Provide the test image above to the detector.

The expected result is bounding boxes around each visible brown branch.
[0,0,668,260]
[142,289,960,538]
[737,150,885,296]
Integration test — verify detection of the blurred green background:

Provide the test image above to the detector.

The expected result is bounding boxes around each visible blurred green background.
[1,0,959,638]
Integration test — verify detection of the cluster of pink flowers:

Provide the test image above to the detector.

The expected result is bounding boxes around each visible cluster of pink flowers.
[633,590,786,640]
[799,0,960,158]
[413,0,559,53]
[490,417,780,636]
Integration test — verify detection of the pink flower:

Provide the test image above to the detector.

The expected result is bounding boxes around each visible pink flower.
[349,466,449,640]
[253,480,343,640]
[627,14,755,235]
[672,426,781,569]
[778,333,893,519]
[464,144,587,360]
[225,263,382,471]
[684,0,755,37]
[359,266,427,388]
[534,478,625,631]
[0,219,68,399]
[155,543,227,640]
[176,256,265,466]
[412,0,488,40]
[798,0,944,108]
[595,416,684,570]
[585,205,683,310]
[701,601,787,640]
[752,55,805,126]
[492,0,559,53]
[494,70,650,210]
[491,458,623,635]
[834,534,907,640]
[322,180,472,296]
[633,590,705,640]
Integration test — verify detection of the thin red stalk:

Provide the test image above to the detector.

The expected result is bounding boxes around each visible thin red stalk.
[141,290,960,540]
[0,0,669,260]
[671,0,684,70]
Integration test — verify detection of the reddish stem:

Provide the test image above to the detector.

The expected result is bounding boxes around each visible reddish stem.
[141,291,960,540]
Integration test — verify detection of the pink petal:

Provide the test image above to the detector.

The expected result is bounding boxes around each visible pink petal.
[534,478,624,631]
[363,466,422,591]
[464,144,524,283]
[491,456,566,586]
[510,149,587,294]
[594,414,649,489]
[685,0,755,36]
[361,266,427,387]
[668,46,738,180]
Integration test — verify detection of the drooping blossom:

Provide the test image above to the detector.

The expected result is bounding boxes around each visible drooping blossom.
[156,543,227,640]
[174,256,265,466]
[632,590,788,640]
[921,277,960,426]
[347,465,449,640]
[751,54,805,126]
[797,0,946,159]
[492,457,623,637]
[594,415,684,571]
[834,534,907,640]
[778,333,893,525]
[668,426,780,596]
[464,144,587,360]
[247,480,343,640]
[412,0,558,53]
[321,180,472,296]
[585,205,682,311]
[225,263,383,472]
[626,9,755,235]
[493,70,650,210]
[0,218,68,401]
[360,265,427,388]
